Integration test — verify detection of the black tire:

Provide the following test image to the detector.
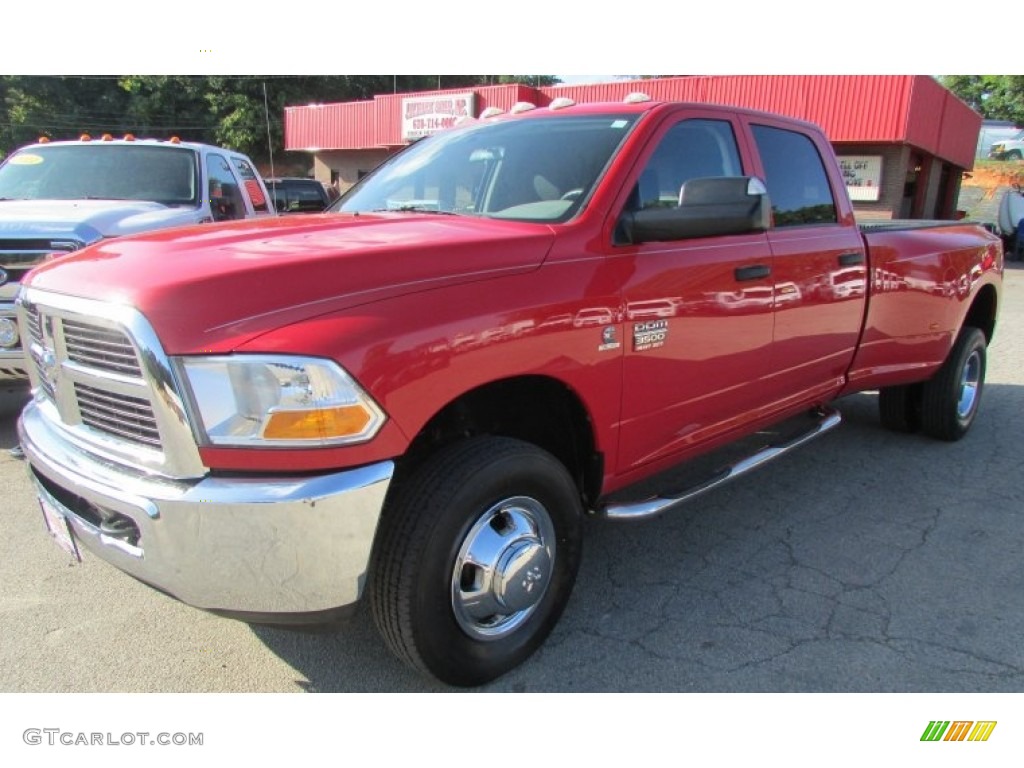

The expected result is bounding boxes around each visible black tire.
[920,327,987,441]
[1010,150,1023,161]
[369,436,583,686]
[878,384,921,433]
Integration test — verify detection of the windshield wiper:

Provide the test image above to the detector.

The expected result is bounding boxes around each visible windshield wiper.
[370,205,458,215]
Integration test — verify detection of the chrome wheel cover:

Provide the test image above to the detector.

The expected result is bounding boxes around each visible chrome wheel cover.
[957,349,982,420]
[451,496,556,641]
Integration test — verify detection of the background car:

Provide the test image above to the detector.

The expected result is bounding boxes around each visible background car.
[263,177,335,213]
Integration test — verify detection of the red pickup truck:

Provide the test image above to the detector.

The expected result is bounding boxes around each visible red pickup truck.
[16,98,1002,686]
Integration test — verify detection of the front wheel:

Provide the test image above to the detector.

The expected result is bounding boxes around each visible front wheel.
[369,436,583,686]
[920,326,987,441]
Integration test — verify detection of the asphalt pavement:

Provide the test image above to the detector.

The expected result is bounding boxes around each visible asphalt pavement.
[1,267,1022,692]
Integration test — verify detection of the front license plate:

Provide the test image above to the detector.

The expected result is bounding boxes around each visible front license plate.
[40,495,81,561]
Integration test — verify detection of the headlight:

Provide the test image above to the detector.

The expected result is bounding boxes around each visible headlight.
[177,355,386,447]
[0,316,18,349]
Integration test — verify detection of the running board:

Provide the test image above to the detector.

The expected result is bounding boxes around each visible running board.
[595,407,842,522]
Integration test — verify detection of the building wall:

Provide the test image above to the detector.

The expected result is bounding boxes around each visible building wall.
[287,76,981,220]
[313,149,393,193]
[835,143,910,221]
[255,156,312,179]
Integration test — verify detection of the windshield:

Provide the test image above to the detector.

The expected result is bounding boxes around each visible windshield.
[336,114,639,223]
[0,144,199,206]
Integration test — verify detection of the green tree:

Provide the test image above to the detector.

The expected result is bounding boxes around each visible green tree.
[1,76,134,151]
[941,75,1024,125]
[118,76,217,142]
[491,75,560,86]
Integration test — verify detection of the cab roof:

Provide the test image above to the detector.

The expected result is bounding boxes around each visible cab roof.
[16,137,250,158]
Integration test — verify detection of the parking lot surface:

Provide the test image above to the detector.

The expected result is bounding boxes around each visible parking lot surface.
[1,266,1022,692]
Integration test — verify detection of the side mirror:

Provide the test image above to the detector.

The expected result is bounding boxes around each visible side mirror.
[622,177,770,244]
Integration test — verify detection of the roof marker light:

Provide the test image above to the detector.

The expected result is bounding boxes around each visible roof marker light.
[169,136,181,144]
[480,106,505,119]
[101,133,113,141]
[624,92,652,104]
[79,134,92,142]
[124,133,136,141]
[510,101,537,114]
[549,97,576,110]
[37,137,50,144]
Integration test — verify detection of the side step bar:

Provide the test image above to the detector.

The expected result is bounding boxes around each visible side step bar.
[595,407,842,522]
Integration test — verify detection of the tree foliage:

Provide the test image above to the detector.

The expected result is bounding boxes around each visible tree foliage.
[0,75,560,161]
[941,75,1024,126]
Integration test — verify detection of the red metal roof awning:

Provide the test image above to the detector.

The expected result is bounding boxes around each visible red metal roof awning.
[285,75,981,168]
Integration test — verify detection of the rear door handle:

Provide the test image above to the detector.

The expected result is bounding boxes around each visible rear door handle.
[838,251,865,267]
[734,264,771,282]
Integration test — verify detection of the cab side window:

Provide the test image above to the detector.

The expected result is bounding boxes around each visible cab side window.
[751,125,837,227]
[631,119,743,211]
[206,154,245,221]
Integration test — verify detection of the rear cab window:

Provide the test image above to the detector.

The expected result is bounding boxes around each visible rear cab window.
[750,124,837,227]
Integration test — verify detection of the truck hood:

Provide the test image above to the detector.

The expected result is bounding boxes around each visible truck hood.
[0,199,201,244]
[24,213,555,353]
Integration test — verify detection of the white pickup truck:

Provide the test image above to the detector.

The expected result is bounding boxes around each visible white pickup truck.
[0,136,273,379]
[988,130,1024,161]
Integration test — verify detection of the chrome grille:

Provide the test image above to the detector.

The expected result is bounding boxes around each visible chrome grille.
[18,287,207,480]
[24,305,55,401]
[63,320,143,377]
[22,302,160,449]
[25,304,43,345]
[0,238,82,268]
[74,383,161,447]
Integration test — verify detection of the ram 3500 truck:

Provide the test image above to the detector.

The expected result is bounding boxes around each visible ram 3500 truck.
[0,136,273,379]
[16,99,1002,686]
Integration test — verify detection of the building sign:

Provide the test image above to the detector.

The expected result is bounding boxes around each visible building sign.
[401,93,476,141]
[839,156,883,202]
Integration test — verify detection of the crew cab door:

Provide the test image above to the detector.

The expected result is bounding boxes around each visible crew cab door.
[742,118,868,405]
[611,113,776,476]
[205,153,249,222]
[204,153,272,221]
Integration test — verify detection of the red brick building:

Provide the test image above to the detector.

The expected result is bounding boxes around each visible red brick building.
[284,75,981,220]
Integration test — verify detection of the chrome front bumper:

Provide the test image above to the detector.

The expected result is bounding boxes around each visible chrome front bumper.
[19,399,394,617]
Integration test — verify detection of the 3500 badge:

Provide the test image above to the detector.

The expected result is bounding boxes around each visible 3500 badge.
[633,320,668,351]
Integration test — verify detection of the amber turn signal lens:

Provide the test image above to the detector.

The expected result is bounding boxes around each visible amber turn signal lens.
[263,406,372,441]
